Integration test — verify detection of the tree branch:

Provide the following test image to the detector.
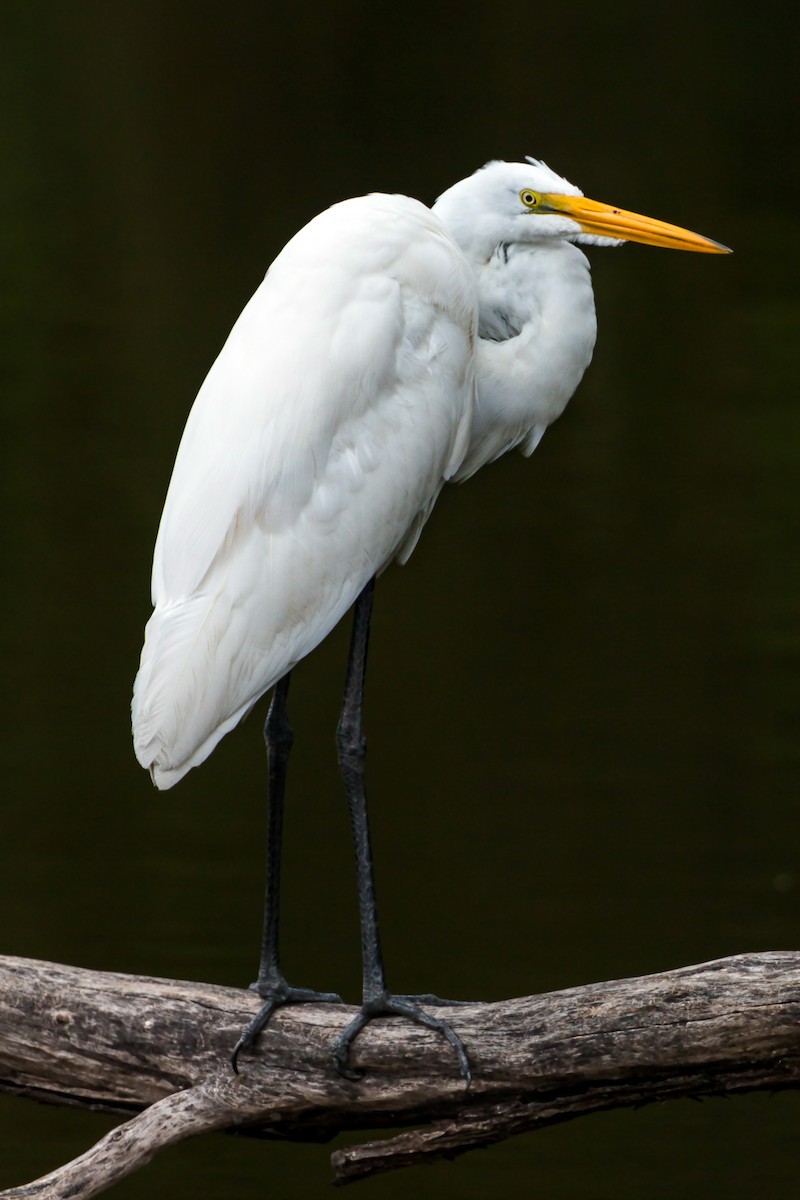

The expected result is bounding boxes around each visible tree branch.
[0,952,798,1196]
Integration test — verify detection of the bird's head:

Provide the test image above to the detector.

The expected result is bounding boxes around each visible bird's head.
[433,158,730,260]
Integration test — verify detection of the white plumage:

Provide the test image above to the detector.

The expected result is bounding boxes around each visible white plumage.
[132,159,727,788]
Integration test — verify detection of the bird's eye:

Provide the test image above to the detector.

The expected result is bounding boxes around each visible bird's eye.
[520,190,540,209]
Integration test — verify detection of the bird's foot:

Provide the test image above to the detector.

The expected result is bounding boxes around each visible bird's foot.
[331,991,473,1086]
[231,976,343,1074]
[392,992,480,1007]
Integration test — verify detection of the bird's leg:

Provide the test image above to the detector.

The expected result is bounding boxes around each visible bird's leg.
[231,672,342,1074]
[330,577,472,1085]
[254,671,293,987]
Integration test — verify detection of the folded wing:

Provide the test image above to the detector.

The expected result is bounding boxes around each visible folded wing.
[132,194,476,788]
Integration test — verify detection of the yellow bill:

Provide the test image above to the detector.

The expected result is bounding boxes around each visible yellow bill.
[542,194,731,254]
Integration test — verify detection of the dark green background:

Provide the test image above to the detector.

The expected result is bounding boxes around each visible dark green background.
[1,1,798,1196]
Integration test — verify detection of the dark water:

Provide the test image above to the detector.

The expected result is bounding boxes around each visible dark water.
[1,3,798,1196]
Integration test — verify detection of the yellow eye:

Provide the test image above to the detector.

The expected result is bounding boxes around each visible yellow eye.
[520,189,540,209]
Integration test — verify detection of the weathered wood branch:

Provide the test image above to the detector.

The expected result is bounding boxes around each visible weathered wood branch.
[0,952,798,1197]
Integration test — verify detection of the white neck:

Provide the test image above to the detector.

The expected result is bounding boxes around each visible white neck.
[452,239,597,479]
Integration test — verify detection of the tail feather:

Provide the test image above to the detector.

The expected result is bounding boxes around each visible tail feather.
[132,592,255,789]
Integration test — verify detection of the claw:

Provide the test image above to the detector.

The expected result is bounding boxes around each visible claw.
[231,981,343,1074]
[330,992,472,1086]
[230,1035,248,1075]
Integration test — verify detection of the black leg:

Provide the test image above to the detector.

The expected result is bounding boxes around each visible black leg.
[257,671,292,985]
[330,577,472,1085]
[334,577,385,999]
[231,672,341,1073]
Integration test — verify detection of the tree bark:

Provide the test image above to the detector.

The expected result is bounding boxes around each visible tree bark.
[0,952,798,1196]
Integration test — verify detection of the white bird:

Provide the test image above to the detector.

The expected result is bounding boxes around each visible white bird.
[132,158,729,1080]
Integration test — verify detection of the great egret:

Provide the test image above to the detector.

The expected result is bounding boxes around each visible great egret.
[132,158,729,1081]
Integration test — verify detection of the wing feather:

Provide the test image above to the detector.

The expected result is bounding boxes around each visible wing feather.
[133,194,476,787]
